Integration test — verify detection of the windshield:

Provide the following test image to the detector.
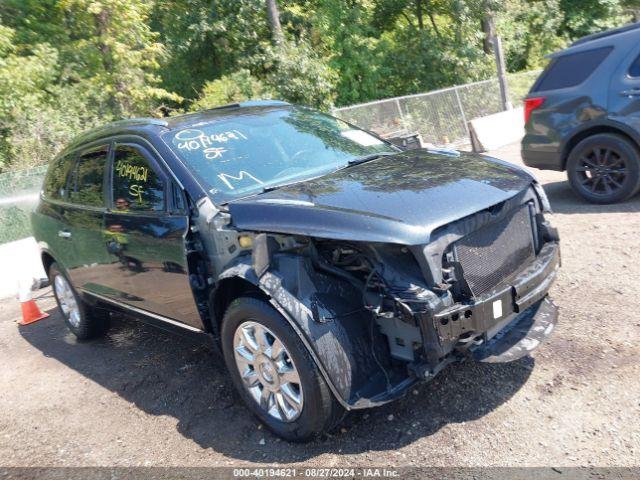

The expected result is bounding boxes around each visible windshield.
[162,106,397,204]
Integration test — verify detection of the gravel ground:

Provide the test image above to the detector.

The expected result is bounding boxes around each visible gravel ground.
[1,143,639,468]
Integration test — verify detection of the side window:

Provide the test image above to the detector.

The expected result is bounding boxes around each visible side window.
[533,47,613,92]
[68,146,108,207]
[171,182,186,212]
[43,152,75,201]
[112,145,165,212]
[629,53,640,78]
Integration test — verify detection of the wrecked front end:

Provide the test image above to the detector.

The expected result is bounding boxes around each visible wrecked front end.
[199,181,559,411]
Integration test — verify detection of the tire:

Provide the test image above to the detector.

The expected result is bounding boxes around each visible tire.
[49,262,109,340]
[220,297,344,442]
[566,133,640,204]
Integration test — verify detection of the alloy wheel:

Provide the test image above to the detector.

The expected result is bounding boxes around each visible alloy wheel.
[233,321,304,422]
[53,274,81,328]
[574,146,628,197]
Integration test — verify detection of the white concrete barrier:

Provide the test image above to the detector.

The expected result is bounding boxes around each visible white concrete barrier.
[0,237,46,299]
[469,107,525,153]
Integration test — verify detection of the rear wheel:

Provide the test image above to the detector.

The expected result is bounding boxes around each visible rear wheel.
[566,133,640,204]
[220,297,344,442]
[49,263,109,340]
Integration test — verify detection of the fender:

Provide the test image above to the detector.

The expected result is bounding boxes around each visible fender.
[217,254,413,410]
[560,117,640,165]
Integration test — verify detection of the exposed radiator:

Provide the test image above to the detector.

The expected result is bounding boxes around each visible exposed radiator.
[455,204,535,297]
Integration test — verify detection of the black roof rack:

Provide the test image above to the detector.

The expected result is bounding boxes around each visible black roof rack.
[105,117,169,128]
[203,100,290,113]
[62,117,169,152]
[571,22,640,47]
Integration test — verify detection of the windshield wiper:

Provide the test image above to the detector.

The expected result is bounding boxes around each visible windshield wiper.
[261,184,285,193]
[347,151,395,167]
[257,152,396,194]
[260,175,321,194]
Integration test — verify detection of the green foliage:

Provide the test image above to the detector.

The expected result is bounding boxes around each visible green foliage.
[497,0,568,71]
[191,41,337,110]
[0,205,32,244]
[559,0,630,38]
[149,0,270,99]
[257,41,338,110]
[0,0,634,173]
[190,70,272,110]
[55,0,182,117]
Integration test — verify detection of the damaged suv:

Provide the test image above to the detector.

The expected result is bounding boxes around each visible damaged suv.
[32,101,560,441]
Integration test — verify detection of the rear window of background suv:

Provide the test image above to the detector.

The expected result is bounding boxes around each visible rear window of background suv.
[532,46,613,92]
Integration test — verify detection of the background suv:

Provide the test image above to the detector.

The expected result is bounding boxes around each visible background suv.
[522,22,640,204]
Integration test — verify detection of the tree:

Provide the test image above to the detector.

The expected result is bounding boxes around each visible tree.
[56,0,181,117]
[190,70,272,110]
[0,0,635,173]
[0,0,181,171]
[265,0,284,43]
[149,0,270,100]
[559,0,630,39]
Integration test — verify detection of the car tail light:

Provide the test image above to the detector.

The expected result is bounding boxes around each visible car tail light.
[524,97,546,124]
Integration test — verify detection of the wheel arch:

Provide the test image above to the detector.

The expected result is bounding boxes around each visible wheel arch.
[561,122,640,170]
[209,275,271,338]
[41,250,57,277]
[212,256,403,411]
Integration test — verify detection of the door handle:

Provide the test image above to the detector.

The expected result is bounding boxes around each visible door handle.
[58,230,72,238]
[620,88,640,97]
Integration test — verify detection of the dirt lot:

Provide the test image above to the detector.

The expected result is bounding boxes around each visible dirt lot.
[1,143,639,468]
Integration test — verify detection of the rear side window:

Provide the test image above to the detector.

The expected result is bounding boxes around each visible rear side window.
[43,152,75,201]
[68,146,108,207]
[629,53,640,77]
[111,145,165,212]
[533,47,612,92]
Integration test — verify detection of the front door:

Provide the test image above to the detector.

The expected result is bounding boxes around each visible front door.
[103,142,203,329]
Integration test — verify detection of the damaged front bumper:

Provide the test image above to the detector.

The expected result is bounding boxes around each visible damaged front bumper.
[348,241,560,409]
[214,227,560,411]
[470,295,558,363]
[419,241,560,375]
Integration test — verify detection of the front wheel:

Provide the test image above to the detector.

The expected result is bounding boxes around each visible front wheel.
[49,262,108,340]
[566,133,640,204]
[220,297,344,442]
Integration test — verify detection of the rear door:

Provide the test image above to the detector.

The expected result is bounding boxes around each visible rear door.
[607,42,640,121]
[64,144,113,294]
[103,142,203,329]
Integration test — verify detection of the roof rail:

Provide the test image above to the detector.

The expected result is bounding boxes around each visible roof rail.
[106,117,169,128]
[571,22,640,47]
[203,100,290,112]
[63,117,169,151]
[206,103,241,111]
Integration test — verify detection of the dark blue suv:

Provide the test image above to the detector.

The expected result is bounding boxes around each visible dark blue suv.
[522,23,640,203]
[32,101,560,441]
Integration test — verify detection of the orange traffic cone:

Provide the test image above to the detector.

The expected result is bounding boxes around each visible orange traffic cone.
[18,281,49,326]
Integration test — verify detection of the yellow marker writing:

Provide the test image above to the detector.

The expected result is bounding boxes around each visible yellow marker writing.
[116,161,148,182]
[129,184,144,204]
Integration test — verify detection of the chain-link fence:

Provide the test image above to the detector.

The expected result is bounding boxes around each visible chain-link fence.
[0,165,47,244]
[333,70,541,148]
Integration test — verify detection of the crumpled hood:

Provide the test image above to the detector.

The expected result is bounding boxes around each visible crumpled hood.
[227,149,534,245]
